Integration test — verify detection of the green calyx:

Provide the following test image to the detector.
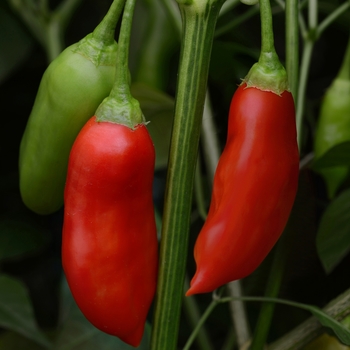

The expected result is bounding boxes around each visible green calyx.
[243,51,289,95]
[74,34,118,67]
[95,94,145,129]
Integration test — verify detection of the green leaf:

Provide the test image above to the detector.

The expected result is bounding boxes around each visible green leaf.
[0,274,51,348]
[131,82,174,169]
[54,277,151,349]
[0,5,33,84]
[309,306,350,346]
[0,218,50,261]
[313,141,350,170]
[316,188,350,273]
[0,331,47,350]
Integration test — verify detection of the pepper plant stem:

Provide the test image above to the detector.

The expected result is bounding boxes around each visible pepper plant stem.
[150,1,224,348]
[249,234,288,350]
[296,39,313,149]
[259,0,275,54]
[285,0,299,103]
[183,276,214,350]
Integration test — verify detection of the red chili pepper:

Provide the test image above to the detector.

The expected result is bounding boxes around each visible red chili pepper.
[62,0,158,345]
[186,83,299,295]
[62,116,158,346]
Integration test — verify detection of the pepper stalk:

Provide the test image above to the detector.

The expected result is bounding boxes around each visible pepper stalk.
[150,0,225,348]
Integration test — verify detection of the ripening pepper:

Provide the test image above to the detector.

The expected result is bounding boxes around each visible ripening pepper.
[62,0,158,346]
[187,4,299,294]
[19,0,124,215]
[62,117,158,346]
[314,37,350,199]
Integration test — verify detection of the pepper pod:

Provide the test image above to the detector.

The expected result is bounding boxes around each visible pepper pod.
[19,0,125,215]
[314,36,350,199]
[62,0,158,346]
[187,0,299,295]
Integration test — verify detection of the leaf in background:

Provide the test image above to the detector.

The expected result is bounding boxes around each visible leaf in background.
[0,6,33,84]
[54,277,151,350]
[0,274,51,348]
[0,217,50,261]
[316,189,350,273]
[131,82,174,169]
[313,141,350,170]
[0,331,47,350]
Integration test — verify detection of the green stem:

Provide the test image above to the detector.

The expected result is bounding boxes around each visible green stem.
[249,235,288,350]
[183,276,214,350]
[49,0,85,61]
[317,2,350,37]
[215,5,260,38]
[95,0,143,127]
[296,0,318,148]
[47,15,63,61]
[92,0,125,47]
[201,91,221,185]
[228,281,251,348]
[150,0,225,348]
[183,298,219,350]
[244,0,288,94]
[259,0,275,54]
[285,0,299,102]
[110,0,134,100]
[308,0,318,31]
[296,39,314,149]
[194,156,208,222]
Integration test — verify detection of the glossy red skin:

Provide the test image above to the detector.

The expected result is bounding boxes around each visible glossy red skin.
[187,84,299,296]
[62,117,158,347]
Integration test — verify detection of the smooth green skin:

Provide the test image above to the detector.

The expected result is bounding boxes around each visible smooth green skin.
[314,78,350,198]
[19,39,117,215]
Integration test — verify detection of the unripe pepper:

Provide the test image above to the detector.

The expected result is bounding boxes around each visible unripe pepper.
[62,0,158,346]
[314,37,350,199]
[187,0,299,295]
[19,0,124,215]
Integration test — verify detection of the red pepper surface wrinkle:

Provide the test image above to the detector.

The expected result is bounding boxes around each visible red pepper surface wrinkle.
[187,83,299,295]
[62,117,158,346]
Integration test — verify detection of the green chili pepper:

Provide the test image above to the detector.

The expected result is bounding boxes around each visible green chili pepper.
[314,37,350,199]
[19,0,124,215]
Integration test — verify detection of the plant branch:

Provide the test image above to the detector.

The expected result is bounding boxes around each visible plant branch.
[150,0,225,348]
[317,1,350,37]
[268,288,350,350]
[183,276,214,350]
[228,281,251,348]
[249,235,289,350]
[285,0,299,103]
[183,297,219,350]
[201,91,221,186]
[296,39,314,148]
